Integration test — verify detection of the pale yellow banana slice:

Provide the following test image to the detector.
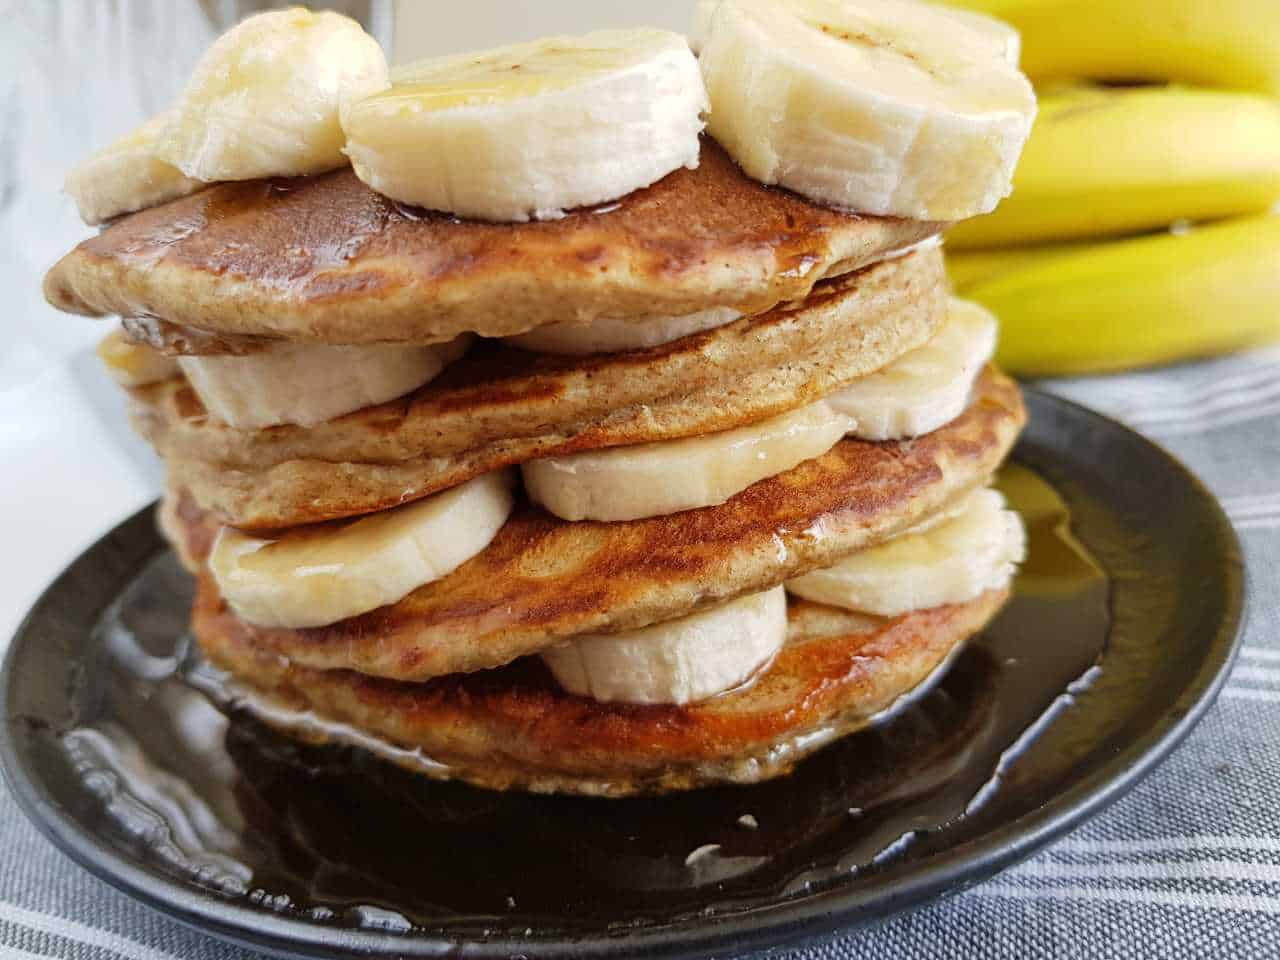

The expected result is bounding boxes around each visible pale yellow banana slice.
[523,401,853,522]
[343,28,707,221]
[210,470,514,629]
[691,0,1021,64]
[97,330,180,388]
[65,112,205,225]
[787,488,1025,616]
[829,297,997,441]
[178,336,469,430]
[504,307,740,356]
[696,0,1036,220]
[542,586,787,704]
[159,8,388,182]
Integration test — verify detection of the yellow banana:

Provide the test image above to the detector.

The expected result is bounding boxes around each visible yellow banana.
[947,86,1280,249]
[942,0,1280,95]
[944,244,1077,291]
[948,213,1280,376]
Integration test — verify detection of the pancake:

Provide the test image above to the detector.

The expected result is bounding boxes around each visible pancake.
[43,140,945,345]
[166,367,1024,682]
[195,589,1010,795]
[137,247,947,529]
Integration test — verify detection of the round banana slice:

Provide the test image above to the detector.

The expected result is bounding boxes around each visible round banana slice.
[210,470,515,629]
[689,0,1029,58]
[522,400,853,522]
[696,0,1036,220]
[97,330,180,388]
[504,307,740,356]
[786,488,1025,616]
[828,298,997,441]
[342,28,707,221]
[178,336,469,430]
[65,112,204,225]
[158,8,388,182]
[542,586,787,704]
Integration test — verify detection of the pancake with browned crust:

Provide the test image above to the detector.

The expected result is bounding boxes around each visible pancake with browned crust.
[137,247,946,529]
[165,367,1023,682]
[195,588,1008,795]
[43,140,944,346]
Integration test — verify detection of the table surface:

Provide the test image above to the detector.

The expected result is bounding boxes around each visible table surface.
[3,4,1280,959]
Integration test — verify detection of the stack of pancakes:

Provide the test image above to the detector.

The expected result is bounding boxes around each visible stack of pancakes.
[45,138,1026,796]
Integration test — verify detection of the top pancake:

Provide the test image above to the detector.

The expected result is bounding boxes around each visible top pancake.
[43,140,944,345]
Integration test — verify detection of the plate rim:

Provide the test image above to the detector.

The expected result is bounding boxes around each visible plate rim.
[0,388,1247,960]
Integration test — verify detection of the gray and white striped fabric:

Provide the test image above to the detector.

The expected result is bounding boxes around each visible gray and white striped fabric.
[1,348,1276,959]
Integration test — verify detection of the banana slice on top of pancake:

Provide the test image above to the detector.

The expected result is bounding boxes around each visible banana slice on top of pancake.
[64,112,205,225]
[522,401,854,522]
[787,488,1025,616]
[696,0,1036,219]
[520,297,994,523]
[831,297,998,441]
[159,8,388,182]
[343,28,707,221]
[210,470,514,629]
[179,336,470,430]
[542,586,787,705]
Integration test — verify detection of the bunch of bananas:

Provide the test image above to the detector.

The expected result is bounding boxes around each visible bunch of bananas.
[941,0,1280,376]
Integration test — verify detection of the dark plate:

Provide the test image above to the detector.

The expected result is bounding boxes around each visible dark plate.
[0,389,1245,960]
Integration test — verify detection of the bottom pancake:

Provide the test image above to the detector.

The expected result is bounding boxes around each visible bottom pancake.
[193,588,1010,797]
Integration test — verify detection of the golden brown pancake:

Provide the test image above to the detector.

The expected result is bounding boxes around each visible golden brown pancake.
[44,140,945,345]
[195,588,1009,795]
[166,367,1023,682]
[136,247,947,529]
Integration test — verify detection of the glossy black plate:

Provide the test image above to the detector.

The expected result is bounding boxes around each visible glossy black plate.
[0,390,1245,960]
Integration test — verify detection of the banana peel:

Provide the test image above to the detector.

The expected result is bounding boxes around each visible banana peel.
[947,85,1280,249]
[947,213,1280,376]
[943,0,1280,96]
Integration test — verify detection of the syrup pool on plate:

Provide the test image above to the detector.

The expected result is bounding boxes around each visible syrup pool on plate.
[62,464,1112,927]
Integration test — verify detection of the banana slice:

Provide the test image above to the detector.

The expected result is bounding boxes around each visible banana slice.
[691,0,1021,63]
[828,298,997,441]
[97,330,180,388]
[210,470,515,629]
[786,488,1024,616]
[65,112,205,225]
[695,0,1036,220]
[342,28,707,221]
[934,7,1022,67]
[542,586,786,704]
[504,307,740,356]
[523,401,853,522]
[158,8,388,182]
[178,336,469,430]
